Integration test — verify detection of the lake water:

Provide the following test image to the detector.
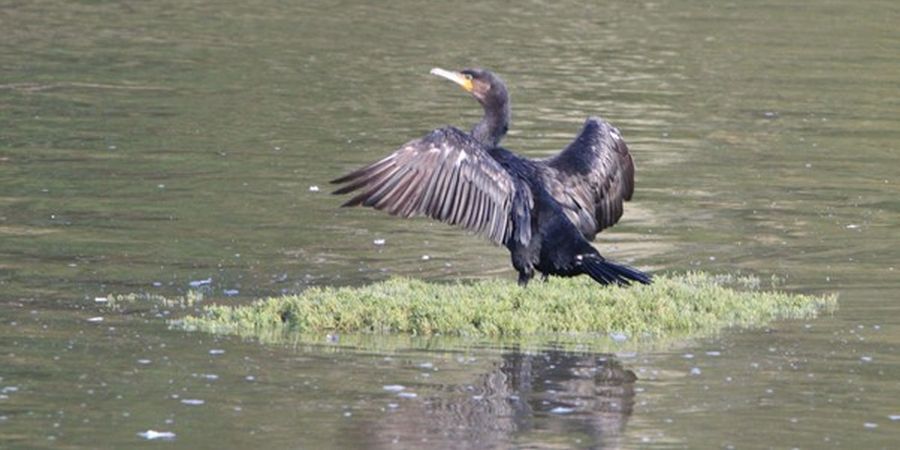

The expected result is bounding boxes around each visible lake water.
[2,0,899,448]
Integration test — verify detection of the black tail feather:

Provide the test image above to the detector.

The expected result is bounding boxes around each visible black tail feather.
[581,255,652,286]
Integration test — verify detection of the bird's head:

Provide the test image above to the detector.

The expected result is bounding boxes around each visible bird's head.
[430,67,508,110]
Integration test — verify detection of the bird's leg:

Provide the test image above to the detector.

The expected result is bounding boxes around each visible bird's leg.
[509,239,535,287]
[517,269,533,287]
[541,273,549,283]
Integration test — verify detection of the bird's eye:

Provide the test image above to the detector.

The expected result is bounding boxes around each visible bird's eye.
[464,73,473,81]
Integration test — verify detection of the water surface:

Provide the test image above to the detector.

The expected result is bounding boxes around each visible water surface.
[2,0,899,448]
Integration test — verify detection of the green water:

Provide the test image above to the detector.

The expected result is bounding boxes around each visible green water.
[2,0,899,448]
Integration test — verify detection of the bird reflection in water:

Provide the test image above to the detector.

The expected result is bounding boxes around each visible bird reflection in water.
[370,350,636,448]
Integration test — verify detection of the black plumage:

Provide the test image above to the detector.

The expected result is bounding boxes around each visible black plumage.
[332,68,650,286]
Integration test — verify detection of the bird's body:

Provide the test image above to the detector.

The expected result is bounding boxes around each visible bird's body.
[332,68,650,286]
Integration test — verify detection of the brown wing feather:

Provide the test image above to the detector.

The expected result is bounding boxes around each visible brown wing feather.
[543,116,635,240]
[332,127,518,245]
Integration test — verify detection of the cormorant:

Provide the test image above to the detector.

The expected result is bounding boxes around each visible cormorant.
[332,68,651,286]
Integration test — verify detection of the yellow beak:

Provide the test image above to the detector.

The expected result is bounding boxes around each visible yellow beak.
[430,67,474,93]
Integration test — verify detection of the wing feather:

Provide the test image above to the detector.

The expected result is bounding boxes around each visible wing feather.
[332,127,519,245]
[544,116,635,240]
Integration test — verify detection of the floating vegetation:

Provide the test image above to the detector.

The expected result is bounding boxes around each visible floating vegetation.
[174,273,836,342]
[105,290,204,313]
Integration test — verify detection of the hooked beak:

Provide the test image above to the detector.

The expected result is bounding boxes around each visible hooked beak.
[430,67,473,93]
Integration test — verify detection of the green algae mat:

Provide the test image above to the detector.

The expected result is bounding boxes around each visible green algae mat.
[173,273,836,341]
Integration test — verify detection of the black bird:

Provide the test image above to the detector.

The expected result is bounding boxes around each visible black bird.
[332,68,651,286]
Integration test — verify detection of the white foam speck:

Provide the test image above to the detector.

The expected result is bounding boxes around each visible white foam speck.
[138,430,176,441]
[550,406,575,414]
[189,277,212,288]
[180,399,205,406]
[382,385,405,392]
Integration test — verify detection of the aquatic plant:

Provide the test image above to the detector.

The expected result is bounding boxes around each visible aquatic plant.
[174,273,836,341]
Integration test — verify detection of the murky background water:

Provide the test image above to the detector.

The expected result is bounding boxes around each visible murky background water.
[2,0,899,448]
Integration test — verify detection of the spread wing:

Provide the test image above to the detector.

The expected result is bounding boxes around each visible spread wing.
[332,127,520,245]
[543,117,635,241]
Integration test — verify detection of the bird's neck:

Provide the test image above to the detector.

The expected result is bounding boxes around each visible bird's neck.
[471,100,509,148]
